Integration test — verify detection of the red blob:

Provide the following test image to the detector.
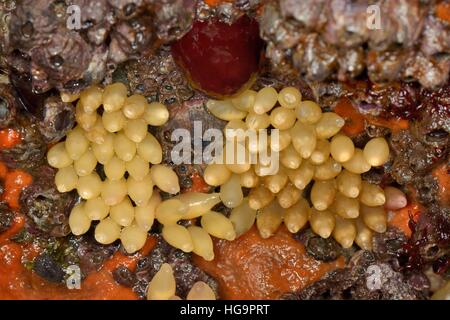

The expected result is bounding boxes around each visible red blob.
[171,16,263,97]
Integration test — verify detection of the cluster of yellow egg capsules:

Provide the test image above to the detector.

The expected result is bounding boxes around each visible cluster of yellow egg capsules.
[147,263,216,300]
[204,86,391,249]
[47,83,182,254]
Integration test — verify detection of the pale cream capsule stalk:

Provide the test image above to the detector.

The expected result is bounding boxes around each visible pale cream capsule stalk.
[278,87,302,109]
[162,224,194,253]
[295,100,322,124]
[310,139,330,165]
[146,263,176,300]
[253,87,278,114]
[290,122,317,159]
[175,192,221,219]
[114,132,136,162]
[110,197,135,227]
[360,181,386,207]
[69,203,91,236]
[330,135,355,163]
[55,166,78,192]
[103,82,128,112]
[74,149,97,177]
[283,198,309,233]
[120,224,148,254]
[342,148,371,174]
[220,174,243,208]
[135,191,161,231]
[137,133,163,164]
[315,112,345,139]
[201,211,236,241]
[287,161,315,190]
[363,137,390,166]
[336,169,362,198]
[127,174,154,206]
[92,132,114,165]
[101,178,128,206]
[77,172,102,200]
[155,199,187,225]
[231,89,256,112]
[256,201,283,239]
[229,198,257,237]
[80,85,103,113]
[65,127,89,160]
[248,185,275,210]
[95,217,121,244]
[355,218,373,250]
[47,142,73,168]
[150,164,180,195]
[333,192,360,219]
[309,208,335,239]
[332,216,356,248]
[186,281,216,300]
[310,179,336,211]
[361,205,387,233]
[277,183,301,209]
[188,226,215,261]
[206,99,247,121]
[84,197,110,220]
[144,102,169,126]
[314,158,342,180]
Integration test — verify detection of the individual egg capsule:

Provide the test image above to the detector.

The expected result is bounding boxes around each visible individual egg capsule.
[342,148,371,174]
[220,174,243,208]
[60,91,80,103]
[102,82,128,112]
[295,100,322,124]
[332,216,356,248]
[270,107,296,130]
[361,204,387,233]
[231,89,256,112]
[310,179,336,211]
[360,181,386,207]
[120,224,148,254]
[240,167,259,188]
[310,139,331,165]
[278,87,302,109]
[127,174,154,206]
[314,158,342,180]
[65,127,89,161]
[280,144,302,169]
[102,110,126,133]
[336,169,362,198]
[143,102,169,126]
[264,170,288,194]
[155,199,187,225]
[55,166,78,192]
[270,129,291,152]
[113,132,136,162]
[287,161,315,190]
[75,101,98,131]
[254,160,279,177]
[277,183,301,209]
[290,122,317,159]
[253,87,278,114]
[330,134,355,163]
[256,201,283,239]
[315,112,345,139]
[384,186,408,210]
[224,120,247,141]
[126,155,149,181]
[363,137,390,166]
[175,192,221,219]
[248,185,275,210]
[74,149,97,177]
[201,211,236,241]
[92,132,114,165]
[150,165,179,195]
[47,142,73,168]
[104,156,126,181]
[229,198,257,237]
[110,197,135,227]
[135,191,160,231]
[187,281,216,300]
[77,172,102,200]
[137,133,163,164]
[332,191,360,219]
[162,224,194,252]
[123,94,146,119]
[95,217,121,244]
[283,198,310,233]
[225,155,251,174]
[69,203,91,236]
[188,226,215,261]
[431,281,450,300]
[146,263,176,300]
[85,118,108,145]
[101,178,128,206]
[355,217,373,250]
[206,99,247,121]
[204,163,231,186]
[309,208,335,239]
[80,85,103,113]
[84,197,110,220]
[245,112,271,130]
